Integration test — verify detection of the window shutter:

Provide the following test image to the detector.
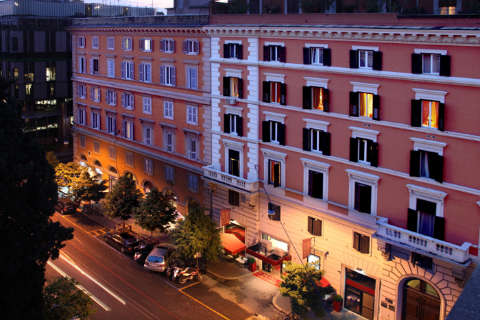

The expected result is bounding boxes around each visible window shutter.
[409,150,421,177]
[273,163,281,187]
[223,77,230,96]
[139,63,144,81]
[360,184,372,214]
[278,123,286,146]
[434,216,445,241]
[349,50,359,68]
[439,55,451,77]
[171,66,176,86]
[411,100,421,127]
[349,137,358,162]
[303,47,310,65]
[360,235,370,254]
[323,89,330,112]
[407,209,418,232]
[349,92,359,116]
[236,116,243,136]
[263,46,269,61]
[372,51,382,70]
[182,40,187,53]
[113,92,116,105]
[279,46,286,62]
[262,81,270,102]
[238,79,243,99]
[438,103,445,131]
[139,39,144,50]
[193,40,199,54]
[323,48,331,66]
[237,45,243,59]
[308,217,314,234]
[160,66,165,84]
[223,43,229,58]
[121,93,125,107]
[280,83,286,105]
[302,86,311,109]
[89,58,93,74]
[122,120,126,137]
[321,131,331,156]
[121,61,126,79]
[262,121,270,142]
[367,141,379,167]
[411,53,422,74]
[160,39,165,52]
[315,220,322,236]
[353,233,360,251]
[302,128,311,151]
[431,153,444,183]
[372,94,380,120]
[223,114,230,133]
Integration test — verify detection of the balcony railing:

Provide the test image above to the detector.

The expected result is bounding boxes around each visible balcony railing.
[203,166,258,192]
[376,219,472,265]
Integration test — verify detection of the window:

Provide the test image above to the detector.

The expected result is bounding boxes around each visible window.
[139,38,152,52]
[262,81,286,105]
[121,60,134,80]
[307,170,323,199]
[79,135,86,147]
[160,65,176,86]
[163,127,175,152]
[186,105,198,125]
[107,59,115,78]
[77,84,86,99]
[160,39,175,53]
[422,53,440,74]
[121,93,134,110]
[303,47,331,66]
[143,126,153,145]
[142,96,152,114]
[186,66,198,89]
[125,152,134,167]
[228,190,240,206]
[183,39,199,55]
[410,150,443,183]
[139,62,151,83]
[411,99,444,131]
[224,114,243,136]
[45,66,56,81]
[412,51,450,76]
[89,58,99,75]
[91,87,101,102]
[163,100,174,119]
[263,45,285,62]
[267,202,281,221]
[262,120,285,145]
[93,142,100,153]
[186,134,198,160]
[165,166,174,183]
[11,37,18,51]
[109,146,116,159]
[268,160,281,187]
[106,114,116,134]
[223,77,243,99]
[78,36,85,48]
[349,137,378,167]
[107,37,115,50]
[347,169,379,216]
[91,111,100,130]
[303,86,329,111]
[122,37,132,51]
[78,56,86,74]
[350,48,382,70]
[188,174,199,192]
[349,92,380,120]
[354,182,372,214]
[122,119,134,140]
[224,43,243,59]
[106,89,116,106]
[92,36,99,49]
[228,149,240,177]
[303,128,330,155]
[144,159,153,176]
[307,217,322,236]
[353,232,370,254]
[77,107,86,125]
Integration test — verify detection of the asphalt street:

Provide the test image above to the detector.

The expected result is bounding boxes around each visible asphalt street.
[46,213,252,320]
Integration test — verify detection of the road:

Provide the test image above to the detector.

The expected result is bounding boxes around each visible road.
[46,213,251,320]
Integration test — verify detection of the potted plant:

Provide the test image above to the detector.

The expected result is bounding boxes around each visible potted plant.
[332,294,343,312]
[247,257,256,272]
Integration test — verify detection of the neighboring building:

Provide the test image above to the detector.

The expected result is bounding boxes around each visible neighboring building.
[203,12,480,320]
[70,15,211,215]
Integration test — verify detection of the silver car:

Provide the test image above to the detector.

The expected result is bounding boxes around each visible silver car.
[143,244,175,272]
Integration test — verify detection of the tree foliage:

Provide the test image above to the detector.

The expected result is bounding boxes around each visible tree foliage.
[43,277,95,320]
[280,262,331,316]
[172,201,222,266]
[104,172,141,223]
[0,97,73,319]
[135,188,177,235]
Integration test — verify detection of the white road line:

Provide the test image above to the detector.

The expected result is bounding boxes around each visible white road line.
[47,261,111,312]
[59,253,127,306]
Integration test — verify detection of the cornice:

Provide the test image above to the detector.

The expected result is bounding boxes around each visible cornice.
[69,26,206,35]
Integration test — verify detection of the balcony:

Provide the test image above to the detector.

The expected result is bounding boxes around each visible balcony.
[203,166,258,192]
[376,219,473,265]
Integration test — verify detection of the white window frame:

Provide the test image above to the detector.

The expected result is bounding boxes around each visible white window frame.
[184,39,199,55]
[77,107,86,125]
[123,119,134,140]
[161,39,175,53]
[301,158,330,202]
[107,58,115,78]
[188,174,199,192]
[414,49,447,76]
[139,62,152,83]
[163,100,174,120]
[78,56,86,74]
[91,87,101,102]
[407,184,447,218]
[310,47,324,65]
[107,37,115,50]
[91,110,100,130]
[163,127,175,152]
[106,89,116,106]
[224,139,244,178]
[78,84,86,99]
[78,36,85,48]
[122,92,134,110]
[186,105,198,125]
[122,37,132,51]
[92,36,99,49]
[347,169,379,216]
[142,96,152,114]
[106,114,116,135]
[186,65,198,90]
[140,38,152,52]
[144,158,153,176]
[262,149,286,189]
[160,65,175,86]
[226,113,239,136]
[122,60,134,80]
[143,125,153,145]
[358,49,374,69]
[186,133,198,160]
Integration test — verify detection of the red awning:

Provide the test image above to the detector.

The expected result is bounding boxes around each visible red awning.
[221,232,246,255]
[315,277,331,288]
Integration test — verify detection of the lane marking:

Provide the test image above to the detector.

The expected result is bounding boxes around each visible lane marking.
[59,253,127,306]
[178,287,231,320]
[47,261,111,312]
[179,281,201,291]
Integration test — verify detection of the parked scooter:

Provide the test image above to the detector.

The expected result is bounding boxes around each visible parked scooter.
[177,267,201,284]
[171,266,184,283]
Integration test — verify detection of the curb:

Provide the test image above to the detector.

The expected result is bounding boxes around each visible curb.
[272,292,290,315]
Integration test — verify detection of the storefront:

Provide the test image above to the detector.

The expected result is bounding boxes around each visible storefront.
[344,268,376,320]
[247,233,291,277]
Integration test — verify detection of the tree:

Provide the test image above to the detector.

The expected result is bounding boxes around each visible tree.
[104,172,141,228]
[46,151,59,168]
[280,262,332,317]
[172,201,222,268]
[135,188,177,236]
[0,97,73,319]
[43,277,95,320]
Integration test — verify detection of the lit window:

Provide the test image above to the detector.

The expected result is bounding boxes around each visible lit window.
[268,159,281,187]
[122,37,132,51]
[228,149,240,177]
[421,100,439,129]
[45,67,56,81]
[140,38,152,52]
[359,92,373,118]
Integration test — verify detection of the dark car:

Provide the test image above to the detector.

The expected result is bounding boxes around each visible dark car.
[105,232,139,254]
[54,198,77,215]
[133,242,154,265]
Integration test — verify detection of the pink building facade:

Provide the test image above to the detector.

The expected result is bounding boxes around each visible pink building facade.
[203,15,480,320]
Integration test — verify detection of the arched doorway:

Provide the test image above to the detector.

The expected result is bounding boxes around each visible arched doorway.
[403,278,440,320]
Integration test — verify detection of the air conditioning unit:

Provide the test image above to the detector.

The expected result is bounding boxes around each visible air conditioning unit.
[227,97,237,105]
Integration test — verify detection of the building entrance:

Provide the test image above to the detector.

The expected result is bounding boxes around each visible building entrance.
[402,279,440,320]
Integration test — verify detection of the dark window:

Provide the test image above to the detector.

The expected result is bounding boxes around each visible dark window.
[302,86,329,111]
[303,128,330,155]
[407,200,444,241]
[353,232,370,254]
[223,113,243,136]
[263,45,285,62]
[223,43,243,59]
[262,120,285,145]
[354,182,372,214]
[93,58,99,74]
[349,138,378,167]
[228,190,240,206]
[308,170,323,199]
[267,202,281,221]
[411,253,433,270]
[228,149,240,177]
[409,150,443,183]
[262,81,286,105]
[268,159,281,187]
[308,217,322,236]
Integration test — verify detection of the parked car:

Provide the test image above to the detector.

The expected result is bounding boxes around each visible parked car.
[105,232,139,255]
[144,243,176,273]
[133,241,154,265]
[54,198,77,215]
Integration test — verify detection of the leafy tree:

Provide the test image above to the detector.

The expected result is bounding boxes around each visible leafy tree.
[43,277,95,320]
[280,262,331,316]
[104,172,141,228]
[0,97,73,319]
[172,201,222,268]
[135,188,177,236]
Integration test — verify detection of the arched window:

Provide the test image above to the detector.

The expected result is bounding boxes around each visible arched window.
[108,166,117,174]
[94,160,102,167]
[80,154,87,161]
[403,278,440,320]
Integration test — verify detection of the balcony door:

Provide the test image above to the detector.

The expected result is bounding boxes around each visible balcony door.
[403,279,440,320]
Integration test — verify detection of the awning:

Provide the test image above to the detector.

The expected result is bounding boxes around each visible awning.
[221,232,246,255]
[315,277,331,288]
